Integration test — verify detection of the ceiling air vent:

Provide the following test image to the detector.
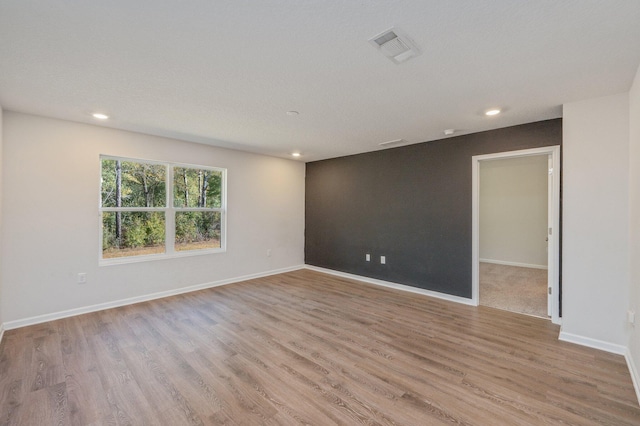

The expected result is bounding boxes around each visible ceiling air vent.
[379,139,408,147]
[369,27,420,64]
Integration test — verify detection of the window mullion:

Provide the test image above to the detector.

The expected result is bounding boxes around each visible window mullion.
[100,207,165,212]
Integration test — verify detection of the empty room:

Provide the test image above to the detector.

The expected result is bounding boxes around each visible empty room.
[1,1,640,424]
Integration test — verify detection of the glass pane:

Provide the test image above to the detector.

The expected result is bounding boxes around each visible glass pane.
[175,211,221,251]
[101,159,166,208]
[102,212,166,258]
[173,167,222,208]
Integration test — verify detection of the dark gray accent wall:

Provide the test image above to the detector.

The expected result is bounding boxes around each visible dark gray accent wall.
[305,119,562,299]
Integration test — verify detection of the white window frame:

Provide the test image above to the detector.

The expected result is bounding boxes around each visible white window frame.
[99,155,227,266]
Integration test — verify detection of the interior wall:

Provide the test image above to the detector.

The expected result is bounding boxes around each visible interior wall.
[305,119,561,298]
[479,155,548,268]
[628,64,640,387]
[0,106,3,330]
[562,93,630,348]
[0,112,305,324]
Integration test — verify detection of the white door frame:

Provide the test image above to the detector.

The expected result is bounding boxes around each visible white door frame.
[471,145,561,325]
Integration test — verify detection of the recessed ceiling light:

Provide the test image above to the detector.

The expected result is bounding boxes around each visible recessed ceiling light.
[291,152,301,157]
[444,129,455,136]
[92,113,109,120]
[286,111,299,116]
[485,109,501,116]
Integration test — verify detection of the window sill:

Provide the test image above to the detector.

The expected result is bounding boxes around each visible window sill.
[99,247,226,266]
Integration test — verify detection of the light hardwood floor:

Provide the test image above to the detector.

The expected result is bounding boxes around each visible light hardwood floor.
[1,269,639,425]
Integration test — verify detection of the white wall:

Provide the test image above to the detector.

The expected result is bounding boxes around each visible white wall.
[562,93,630,349]
[628,64,640,392]
[0,112,305,324]
[0,106,4,332]
[480,155,548,268]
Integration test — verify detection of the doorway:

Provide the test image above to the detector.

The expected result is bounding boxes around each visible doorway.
[472,146,561,324]
[478,155,548,318]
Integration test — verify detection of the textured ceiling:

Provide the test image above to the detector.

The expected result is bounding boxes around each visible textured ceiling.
[1,1,640,162]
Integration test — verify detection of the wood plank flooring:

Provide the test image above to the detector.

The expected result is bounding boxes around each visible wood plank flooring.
[1,269,639,425]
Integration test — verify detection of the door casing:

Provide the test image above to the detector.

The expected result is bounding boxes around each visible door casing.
[471,145,561,324]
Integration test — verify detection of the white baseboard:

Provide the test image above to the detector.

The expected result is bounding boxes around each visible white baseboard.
[3,265,305,331]
[625,348,640,406]
[0,323,5,346]
[558,331,627,355]
[305,265,476,306]
[479,258,548,270]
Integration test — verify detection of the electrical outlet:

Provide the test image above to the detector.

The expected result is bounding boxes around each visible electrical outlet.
[77,273,87,284]
[365,253,371,261]
[629,310,635,325]
[380,255,386,265]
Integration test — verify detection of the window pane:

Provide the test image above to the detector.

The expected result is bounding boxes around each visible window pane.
[101,159,166,208]
[102,212,166,258]
[173,167,222,208]
[175,211,221,251]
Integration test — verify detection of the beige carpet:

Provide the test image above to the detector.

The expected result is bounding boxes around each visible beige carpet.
[480,262,548,318]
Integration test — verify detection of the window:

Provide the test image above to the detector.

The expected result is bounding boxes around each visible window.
[100,156,226,263]
[173,166,224,252]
